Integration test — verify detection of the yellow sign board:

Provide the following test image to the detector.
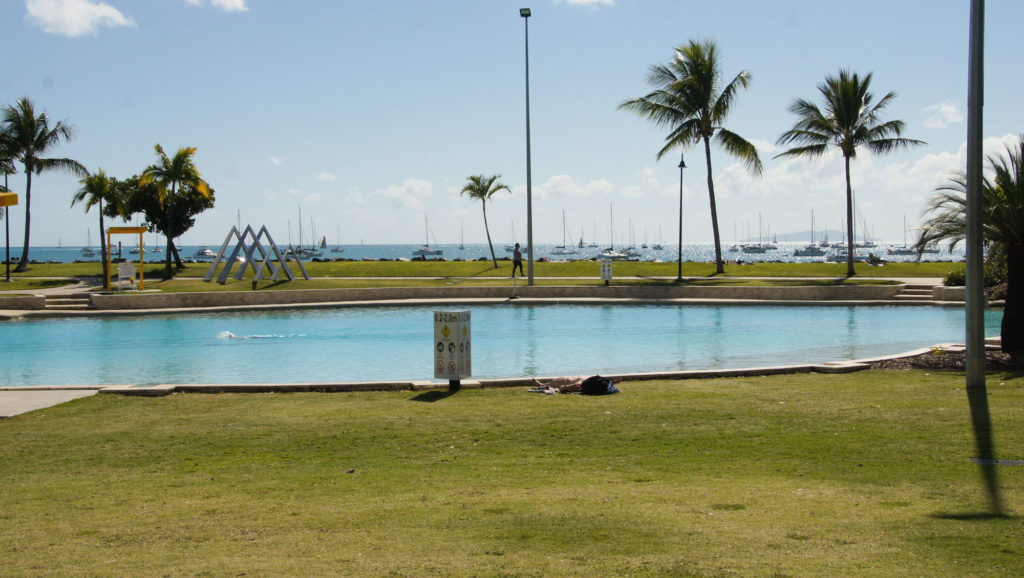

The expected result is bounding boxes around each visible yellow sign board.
[107,226,148,234]
[0,192,18,207]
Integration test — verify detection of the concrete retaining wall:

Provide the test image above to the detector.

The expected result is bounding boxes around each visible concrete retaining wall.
[88,283,904,310]
[933,286,967,302]
[0,295,46,310]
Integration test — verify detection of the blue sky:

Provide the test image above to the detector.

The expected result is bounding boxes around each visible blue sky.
[4,0,1023,249]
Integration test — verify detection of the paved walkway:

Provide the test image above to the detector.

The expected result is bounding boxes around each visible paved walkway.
[0,389,99,418]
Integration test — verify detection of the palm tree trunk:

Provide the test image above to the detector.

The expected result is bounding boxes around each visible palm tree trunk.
[15,170,32,272]
[844,155,856,277]
[1003,246,1023,358]
[99,201,108,286]
[164,183,175,280]
[482,202,497,268]
[703,136,725,275]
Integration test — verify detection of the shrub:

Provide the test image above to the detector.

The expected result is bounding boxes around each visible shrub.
[944,268,966,286]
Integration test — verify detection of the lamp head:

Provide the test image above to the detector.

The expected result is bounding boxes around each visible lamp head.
[678,153,686,169]
[520,8,531,17]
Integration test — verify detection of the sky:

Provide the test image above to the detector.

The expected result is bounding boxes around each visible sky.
[3,0,1023,249]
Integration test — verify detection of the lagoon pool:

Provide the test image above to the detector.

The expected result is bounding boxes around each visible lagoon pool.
[0,304,1002,386]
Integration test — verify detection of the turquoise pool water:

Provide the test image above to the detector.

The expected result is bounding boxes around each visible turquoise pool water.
[0,304,1002,386]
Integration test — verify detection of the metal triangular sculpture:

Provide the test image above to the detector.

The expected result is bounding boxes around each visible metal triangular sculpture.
[203,225,309,284]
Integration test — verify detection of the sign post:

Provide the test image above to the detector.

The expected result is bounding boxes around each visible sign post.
[434,310,471,392]
[0,193,18,282]
[600,258,613,286]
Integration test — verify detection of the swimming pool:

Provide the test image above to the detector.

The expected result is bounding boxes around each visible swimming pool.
[0,304,1002,386]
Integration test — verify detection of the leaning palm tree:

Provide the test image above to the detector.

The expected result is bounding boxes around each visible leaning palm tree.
[71,169,118,284]
[138,145,211,279]
[776,70,924,276]
[619,39,763,275]
[460,174,510,268]
[0,97,87,271]
[915,136,1024,358]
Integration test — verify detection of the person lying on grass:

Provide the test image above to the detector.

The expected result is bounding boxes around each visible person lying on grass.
[530,375,622,394]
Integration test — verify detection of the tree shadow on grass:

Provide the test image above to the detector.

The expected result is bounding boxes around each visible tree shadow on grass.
[930,512,1015,521]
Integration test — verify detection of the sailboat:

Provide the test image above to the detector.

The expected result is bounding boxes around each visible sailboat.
[80,230,96,257]
[623,219,641,257]
[652,225,664,250]
[294,207,322,258]
[551,210,577,256]
[601,204,625,259]
[331,223,345,253]
[505,220,527,252]
[741,214,772,253]
[794,211,825,256]
[412,214,443,256]
[458,221,465,250]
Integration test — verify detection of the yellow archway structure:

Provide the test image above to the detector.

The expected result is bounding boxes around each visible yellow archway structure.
[105,226,149,290]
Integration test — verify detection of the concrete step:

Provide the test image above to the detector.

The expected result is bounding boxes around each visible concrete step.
[892,294,935,301]
[44,294,94,310]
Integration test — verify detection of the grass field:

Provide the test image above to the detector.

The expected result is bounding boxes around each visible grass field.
[2,370,1021,576]
[4,260,959,294]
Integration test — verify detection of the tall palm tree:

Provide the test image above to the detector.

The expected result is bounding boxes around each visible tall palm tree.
[139,144,210,279]
[0,97,87,271]
[775,69,924,276]
[915,136,1024,358]
[71,169,118,284]
[460,174,510,268]
[619,39,763,275]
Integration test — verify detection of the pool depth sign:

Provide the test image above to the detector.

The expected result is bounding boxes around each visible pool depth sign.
[434,310,471,381]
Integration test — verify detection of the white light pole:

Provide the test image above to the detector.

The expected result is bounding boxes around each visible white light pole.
[520,7,535,286]
[677,152,686,281]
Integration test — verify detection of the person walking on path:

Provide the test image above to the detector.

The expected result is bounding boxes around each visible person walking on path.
[512,242,524,277]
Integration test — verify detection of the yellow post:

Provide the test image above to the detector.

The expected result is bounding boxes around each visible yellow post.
[106,227,148,291]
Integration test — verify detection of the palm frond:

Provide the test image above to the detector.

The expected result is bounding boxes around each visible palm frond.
[715,129,762,175]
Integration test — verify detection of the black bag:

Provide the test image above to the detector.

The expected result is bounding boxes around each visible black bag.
[580,375,620,396]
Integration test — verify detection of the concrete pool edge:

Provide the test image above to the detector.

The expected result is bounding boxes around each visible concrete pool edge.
[0,340,1000,403]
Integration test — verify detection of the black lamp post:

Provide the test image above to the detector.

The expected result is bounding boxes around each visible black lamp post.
[520,7,534,286]
[676,152,686,281]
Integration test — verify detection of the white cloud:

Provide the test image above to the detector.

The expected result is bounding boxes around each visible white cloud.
[269,157,281,166]
[346,178,434,211]
[541,175,613,198]
[316,172,336,182]
[185,0,248,12]
[211,0,247,12]
[26,0,135,37]
[922,101,964,129]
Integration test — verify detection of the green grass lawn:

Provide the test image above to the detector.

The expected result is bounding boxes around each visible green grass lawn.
[6,260,958,293]
[2,370,1021,576]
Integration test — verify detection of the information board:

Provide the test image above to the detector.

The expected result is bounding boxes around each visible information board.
[434,310,471,380]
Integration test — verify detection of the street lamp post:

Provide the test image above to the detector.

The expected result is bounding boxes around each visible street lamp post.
[520,7,535,286]
[676,152,686,281]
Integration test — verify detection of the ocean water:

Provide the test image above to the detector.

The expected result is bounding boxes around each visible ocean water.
[0,303,1001,386]
[5,242,963,265]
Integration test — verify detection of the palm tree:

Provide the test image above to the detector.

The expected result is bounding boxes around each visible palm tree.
[915,136,1024,358]
[619,39,763,275]
[460,174,510,268]
[138,144,211,279]
[0,97,87,271]
[71,169,118,285]
[775,70,924,276]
